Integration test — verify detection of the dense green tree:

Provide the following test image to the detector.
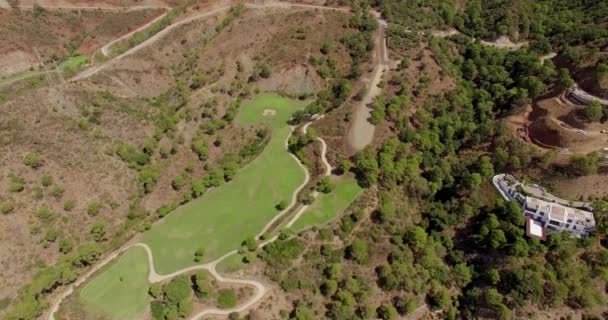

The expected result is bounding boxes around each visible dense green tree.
[217,289,237,309]
[584,100,603,122]
[346,239,369,264]
[377,303,399,320]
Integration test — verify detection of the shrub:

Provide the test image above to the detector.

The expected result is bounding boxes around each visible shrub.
[570,152,601,176]
[44,229,59,243]
[157,203,178,218]
[259,231,271,240]
[191,179,207,198]
[8,174,25,193]
[192,271,213,298]
[35,205,55,222]
[87,202,101,216]
[63,200,76,212]
[23,152,43,168]
[49,185,64,199]
[150,301,164,320]
[317,177,334,194]
[0,201,15,215]
[276,200,288,211]
[90,222,106,242]
[172,174,187,191]
[149,283,162,298]
[242,237,258,251]
[139,165,160,193]
[32,186,44,200]
[59,239,73,254]
[194,247,205,262]
[261,238,304,267]
[41,174,53,187]
[346,239,369,264]
[321,41,332,54]
[191,138,209,161]
[377,303,399,320]
[584,100,603,122]
[115,143,149,167]
[217,289,237,309]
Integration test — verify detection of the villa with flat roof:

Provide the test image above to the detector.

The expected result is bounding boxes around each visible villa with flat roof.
[523,196,595,238]
[493,174,596,239]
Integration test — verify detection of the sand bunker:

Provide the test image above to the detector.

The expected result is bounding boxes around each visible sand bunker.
[263,109,276,116]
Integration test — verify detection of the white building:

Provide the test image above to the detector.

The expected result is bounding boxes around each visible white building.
[493,174,596,239]
[523,197,595,238]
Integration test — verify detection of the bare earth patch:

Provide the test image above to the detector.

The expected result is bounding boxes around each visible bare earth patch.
[262,109,276,116]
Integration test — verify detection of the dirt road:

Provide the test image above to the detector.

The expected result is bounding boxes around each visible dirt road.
[72,1,349,81]
[100,8,170,57]
[480,35,528,49]
[285,116,333,228]
[347,12,389,151]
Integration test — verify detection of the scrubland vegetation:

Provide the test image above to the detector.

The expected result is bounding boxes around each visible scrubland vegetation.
[2,0,608,319]
[248,1,608,319]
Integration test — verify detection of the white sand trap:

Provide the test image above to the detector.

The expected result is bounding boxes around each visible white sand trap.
[263,109,277,116]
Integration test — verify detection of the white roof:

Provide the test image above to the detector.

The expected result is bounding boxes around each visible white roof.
[529,220,544,237]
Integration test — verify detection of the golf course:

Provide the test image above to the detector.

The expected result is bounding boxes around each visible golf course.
[78,93,309,318]
[79,246,150,319]
[290,176,362,232]
[142,93,308,273]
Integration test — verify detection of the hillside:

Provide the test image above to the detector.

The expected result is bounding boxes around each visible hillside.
[2,0,608,320]
[0,1,364,318]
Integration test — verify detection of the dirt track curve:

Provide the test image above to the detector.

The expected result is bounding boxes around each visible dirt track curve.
[286,116,333,228]
[47,115,333,320]
[100,7,170,57]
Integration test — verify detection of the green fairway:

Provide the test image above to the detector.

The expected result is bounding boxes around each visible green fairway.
[143,93,308,273]
[59,55,88,73]
[79,247,150,320]
[290,175,362,232]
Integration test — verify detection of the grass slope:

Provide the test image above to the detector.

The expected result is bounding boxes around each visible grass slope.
[79,246,150,320]
[59,55,88,73]
[143,93,308,273]
[290,175,362,232]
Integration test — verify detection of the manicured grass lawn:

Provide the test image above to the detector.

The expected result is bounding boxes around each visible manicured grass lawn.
[59,55,88,73]
[290,175,362,232]
[79,246,150,320]
[143,93,308,273]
